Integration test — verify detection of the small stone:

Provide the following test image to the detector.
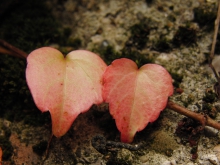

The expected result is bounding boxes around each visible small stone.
[170,159,176,165]
[139,155,148,162]
[91,35,103,44]
[161,160,171,165]
[200,153,219,165]
[204,126,218,137]
[101,40,109,47]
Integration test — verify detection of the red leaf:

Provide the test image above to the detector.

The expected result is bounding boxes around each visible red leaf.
[26,47,107,137]
[103,58,173,143]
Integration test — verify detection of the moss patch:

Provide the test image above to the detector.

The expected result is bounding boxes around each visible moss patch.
[193,4,217,31]
[152,37,172,52]
[172,25,197,47]
[148,130,178,155]
[128,21,151,50]
[170,72,183,88]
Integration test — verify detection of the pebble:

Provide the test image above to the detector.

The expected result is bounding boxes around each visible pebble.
[161,160,171,165]
[204,126,219,137]
[200,153,219,165]
[170,159,176,165]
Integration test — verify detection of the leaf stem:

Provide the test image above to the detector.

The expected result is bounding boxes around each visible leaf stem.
[0,39,27,59]
[209,0,220,81]
[167,101,220,130]
[41,134,54,165]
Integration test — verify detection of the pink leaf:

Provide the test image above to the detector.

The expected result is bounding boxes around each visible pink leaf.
[103,58,173,143]
[26,47,107,137]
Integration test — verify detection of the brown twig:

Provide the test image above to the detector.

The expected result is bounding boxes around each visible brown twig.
[209,0,220,62]
[41,133,54,165]
[167,101,220,130]
[0,39,27,59]
[209,0,220,80]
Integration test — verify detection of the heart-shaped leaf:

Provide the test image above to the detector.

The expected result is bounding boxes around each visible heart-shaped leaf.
[103,58,173,143]
[26,47,107,137]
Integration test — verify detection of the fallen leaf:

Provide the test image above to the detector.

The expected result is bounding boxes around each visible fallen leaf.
[103,58,173,143]
[26,47,107,137]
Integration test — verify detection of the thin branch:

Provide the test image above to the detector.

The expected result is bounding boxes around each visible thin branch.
[0,39,27,59]
[167,101,220,130]
[41,134,54,165]
[209,0,220,81]
[210,0,220,62]
[210,63,219,81]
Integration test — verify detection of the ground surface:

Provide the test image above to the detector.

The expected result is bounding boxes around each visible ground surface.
[2,0,220,164]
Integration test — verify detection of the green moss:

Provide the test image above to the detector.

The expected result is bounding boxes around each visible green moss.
[187,94,195,104]
[57,27,82,49]
[93,45,121,65]
[67,38,82,48]
[93,19,155,66]
[203,90,216,103]
[152,37,172,52]
[149,130,178,156]
[193,4,217,31]
[170,72,183,88]
[172,25,197,47]
[32,140,48,156]
[93,45,154,68]
[129,21,151,50]
[106,153,132,165]
[167,14,176,22]
[202,103,217,119]
[120,47,155,67]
